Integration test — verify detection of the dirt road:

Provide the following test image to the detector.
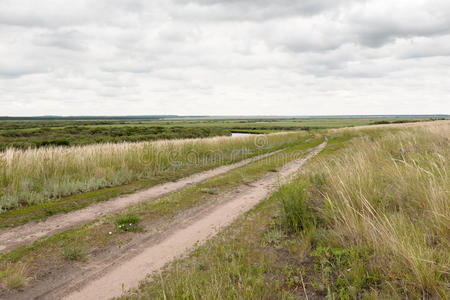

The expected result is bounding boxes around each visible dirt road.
[56,140,327,300]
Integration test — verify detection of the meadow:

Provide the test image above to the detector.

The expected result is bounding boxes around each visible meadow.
[120,121,449,299]
[0,118,448,299]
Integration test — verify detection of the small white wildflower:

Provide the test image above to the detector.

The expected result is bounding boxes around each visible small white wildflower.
[109,231,112,235]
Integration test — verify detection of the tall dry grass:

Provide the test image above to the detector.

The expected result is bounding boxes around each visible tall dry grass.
[306,121,449,297]
[0,132,307,210]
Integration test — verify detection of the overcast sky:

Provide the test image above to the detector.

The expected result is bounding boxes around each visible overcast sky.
[0,0,449,116]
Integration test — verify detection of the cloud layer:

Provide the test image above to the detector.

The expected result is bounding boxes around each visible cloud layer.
[1,0,449,115]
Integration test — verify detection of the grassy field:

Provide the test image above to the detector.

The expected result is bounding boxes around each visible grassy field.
[0,117,433,150]
[119,121,449,299]
[0,132,310,212]
[0,135,323,293]
[1,117,432,212]
[0,118,447,298]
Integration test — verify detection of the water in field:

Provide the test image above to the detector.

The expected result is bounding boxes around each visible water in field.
[231,132,252,137]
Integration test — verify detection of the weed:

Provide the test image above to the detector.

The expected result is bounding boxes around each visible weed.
[115,214,141,232]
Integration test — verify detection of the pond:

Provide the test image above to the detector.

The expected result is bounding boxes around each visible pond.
[231,132,253,137]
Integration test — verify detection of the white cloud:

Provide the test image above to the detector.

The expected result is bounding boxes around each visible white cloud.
[0,0,449,116]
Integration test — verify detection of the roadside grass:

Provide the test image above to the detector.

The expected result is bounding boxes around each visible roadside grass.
[0,131,307,211]
[119,121,449,299]
[0,132,310,228]
[0,136,324,294]
[306,123,449,298]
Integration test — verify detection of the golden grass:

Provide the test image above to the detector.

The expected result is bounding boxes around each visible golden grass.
[0,262,28,290]
[307,121,449,297]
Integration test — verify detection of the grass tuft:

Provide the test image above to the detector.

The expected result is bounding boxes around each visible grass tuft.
[0,262,28,290]
[62,244,89,261]
[277,182,312,233]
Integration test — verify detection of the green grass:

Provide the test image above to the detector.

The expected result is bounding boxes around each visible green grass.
[116,214,141,232]
[119,180,300,299]
[278,181,312,233]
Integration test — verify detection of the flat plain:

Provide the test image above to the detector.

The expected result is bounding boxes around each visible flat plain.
[0,117,448,300]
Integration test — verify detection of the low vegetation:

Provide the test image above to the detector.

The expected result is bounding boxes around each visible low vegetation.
[120,121,449,299]
[0,117,431,150]
[0,125,231,150]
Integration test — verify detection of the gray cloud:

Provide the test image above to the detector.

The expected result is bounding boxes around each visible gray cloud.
[348,1,450,47]
[173,0,357,20]
[33,29,88,51]
[0,0,449,115]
